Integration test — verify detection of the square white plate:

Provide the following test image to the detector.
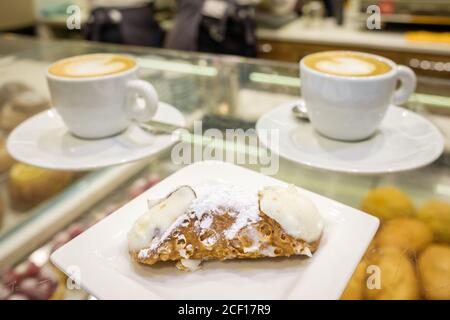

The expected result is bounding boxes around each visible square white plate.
[51,161,379,300]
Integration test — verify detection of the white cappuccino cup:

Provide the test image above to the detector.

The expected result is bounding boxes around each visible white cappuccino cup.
[46,53,158,139]
[300,51,417,141]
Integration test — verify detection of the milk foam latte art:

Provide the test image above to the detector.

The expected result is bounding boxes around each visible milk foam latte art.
[48,54,136,78]
[303,51,391,77]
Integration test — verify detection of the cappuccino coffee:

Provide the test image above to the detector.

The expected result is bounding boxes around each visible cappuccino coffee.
[48,53,136,78]
[47,53,159,139]
[303,51,391,77]
[300,51,416,141]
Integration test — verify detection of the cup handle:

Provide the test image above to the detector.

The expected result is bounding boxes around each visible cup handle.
[125,79,159,122]
[392,65,416,105]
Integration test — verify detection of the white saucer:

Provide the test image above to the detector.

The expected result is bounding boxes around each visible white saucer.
[7,102,185,171]
[256,100,444,174]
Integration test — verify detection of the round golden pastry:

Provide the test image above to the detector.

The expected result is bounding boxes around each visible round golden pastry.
[364,246,420,300]
[341,259,368,300]
[0,90,49,132]
[8,163,74,211]
[361,186,415,221]
[374,218,433,255]
[418,244,450,300]
[418,200,450,243]
[0,136,16,173]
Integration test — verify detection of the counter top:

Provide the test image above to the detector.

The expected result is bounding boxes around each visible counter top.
[257,18,450,56]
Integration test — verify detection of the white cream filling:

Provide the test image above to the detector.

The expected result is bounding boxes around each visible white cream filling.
[259,185,323,243]
[127,186,196,251]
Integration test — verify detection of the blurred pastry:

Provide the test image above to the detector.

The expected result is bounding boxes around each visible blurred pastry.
[8,163,74,211]
[0,90,49,132]
[361,186,415,220]
[341,259,368,300]
[128,183,324,271]
[0,136,15,173]
[418,244,450,300]
[374,218,433,255]
[364,246,420,300]
[1,261,65,300]
[0,82,30,108]
[418,200,450,243]
[0,195,4,229]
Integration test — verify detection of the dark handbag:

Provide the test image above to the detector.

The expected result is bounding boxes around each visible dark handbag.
[84,3,164,47]
[198,0,257,57]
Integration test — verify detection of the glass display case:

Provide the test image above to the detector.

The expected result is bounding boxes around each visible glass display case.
[0,34,449,300]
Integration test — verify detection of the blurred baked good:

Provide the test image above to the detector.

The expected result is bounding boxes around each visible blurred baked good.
[364,246,420,300]
[418,244,450,300]
[418,200,450,243]
[0,196,4,229]
[341,259,368,300]
[374,218,433,255]
[8,163,74,211]
[361,186,415,220]
[0,82,30,108]
[1,261,66,300]
[0,136,15,173]
[0,90,49,132]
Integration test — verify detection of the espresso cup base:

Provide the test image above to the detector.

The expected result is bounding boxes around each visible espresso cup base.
[69,127,128,140]
[314,128,377,142]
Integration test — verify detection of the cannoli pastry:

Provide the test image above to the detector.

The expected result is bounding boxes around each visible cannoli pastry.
[128,182,324,271]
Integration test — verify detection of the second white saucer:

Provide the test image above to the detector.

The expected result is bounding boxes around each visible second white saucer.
[256,100,444,174]
[7,102,185,171]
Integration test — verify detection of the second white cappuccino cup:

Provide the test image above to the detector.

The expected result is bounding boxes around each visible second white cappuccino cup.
[300,51,416,141]
[46,54,158,139]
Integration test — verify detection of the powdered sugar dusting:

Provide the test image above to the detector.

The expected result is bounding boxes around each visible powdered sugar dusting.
[137,182,260,260]
[261,246,276,257]
[199,215,213,229]
[191,182,260,240]
[243,227,262,253]
[201,235,218,246]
